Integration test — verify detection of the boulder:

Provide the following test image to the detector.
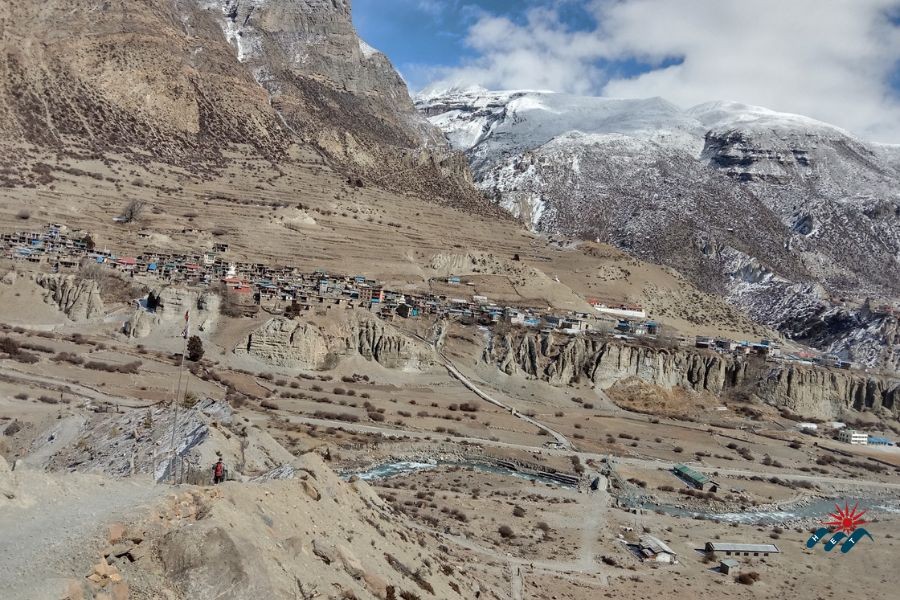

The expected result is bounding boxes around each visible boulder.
[336,544,365,579]
[312,538,336,565]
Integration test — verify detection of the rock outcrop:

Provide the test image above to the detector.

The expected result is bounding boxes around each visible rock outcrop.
[484,329,899,419]
[33,273,104,321]
[124,287,219,339]
[241,311,433,370]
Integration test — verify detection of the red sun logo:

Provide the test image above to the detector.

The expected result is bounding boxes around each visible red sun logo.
[824,502,868,535]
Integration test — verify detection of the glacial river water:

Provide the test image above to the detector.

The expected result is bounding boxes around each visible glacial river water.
[345,459,900,525]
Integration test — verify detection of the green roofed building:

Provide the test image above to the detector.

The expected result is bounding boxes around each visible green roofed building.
[673,464,708,489]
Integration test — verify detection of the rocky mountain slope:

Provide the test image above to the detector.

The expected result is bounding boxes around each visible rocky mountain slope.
[419,89,900,371]
[0,0,483,208]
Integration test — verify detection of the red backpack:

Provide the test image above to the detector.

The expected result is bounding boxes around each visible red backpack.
[214,462,224,477]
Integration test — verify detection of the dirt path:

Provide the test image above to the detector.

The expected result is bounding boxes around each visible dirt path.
[399,327,572,449]
[510,561,524,600]
[439,354,573,449]
[407,503,611,599]
[0,469,164,600]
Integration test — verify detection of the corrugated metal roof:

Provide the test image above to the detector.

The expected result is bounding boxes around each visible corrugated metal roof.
[674,464,708,483]
[640,535,676,556]
[707,542,779,553]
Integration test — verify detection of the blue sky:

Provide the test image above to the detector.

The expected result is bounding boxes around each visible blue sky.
[353,0,900,142]
[353,0,612,90]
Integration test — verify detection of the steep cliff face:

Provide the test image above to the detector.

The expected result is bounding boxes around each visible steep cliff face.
[484,330,898,419]
[241,312,433,370]
[124,287,220,339]
[764,366,899,419]
[0,0,482,207]
[33,273,104,321]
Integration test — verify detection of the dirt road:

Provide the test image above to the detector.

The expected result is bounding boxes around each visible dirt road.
[0,468,164,600]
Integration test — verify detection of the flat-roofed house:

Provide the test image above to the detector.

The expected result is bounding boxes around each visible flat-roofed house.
[705,542,780,557]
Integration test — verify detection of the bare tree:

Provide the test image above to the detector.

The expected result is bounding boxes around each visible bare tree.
[118,199,147,223]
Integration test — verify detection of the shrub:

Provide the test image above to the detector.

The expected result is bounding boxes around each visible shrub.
[38,395,59,404]
[13,393,28,401]
[53,352,84,365]
[260,400,278,410]
[16,209,30,220]
[736,572,760,585]
[83,360,141,374]
[0,336,19,355]
[3,421,21,436]
[512,506,526,517]
[14,351,39,364]
[187,335,204,361]
[497,525,515,539]
[312,411,360,423]
[333,387,347,395]
[673,446,684,453]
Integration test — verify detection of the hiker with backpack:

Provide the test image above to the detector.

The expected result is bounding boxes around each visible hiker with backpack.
[212,457,226,484]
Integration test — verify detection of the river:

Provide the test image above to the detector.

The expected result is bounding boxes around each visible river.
[344,459,900,526]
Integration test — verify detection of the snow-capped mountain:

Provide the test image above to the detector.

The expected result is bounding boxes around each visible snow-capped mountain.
[418,88,900,371]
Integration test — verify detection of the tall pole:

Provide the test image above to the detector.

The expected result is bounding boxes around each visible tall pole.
[170,310,189,484]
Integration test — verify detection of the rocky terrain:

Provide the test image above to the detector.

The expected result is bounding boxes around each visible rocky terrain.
[0,0,486,209]
[418,89,900,371]
[482,328,899,420]
[240,311,434,370]
[0,2,897,599]
[34,274,105,322]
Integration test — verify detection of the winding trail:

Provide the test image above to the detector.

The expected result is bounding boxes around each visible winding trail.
[403,326,572,449]
[439,353,572,449]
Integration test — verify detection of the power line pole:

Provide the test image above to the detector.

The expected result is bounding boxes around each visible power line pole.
[170,310,190,484]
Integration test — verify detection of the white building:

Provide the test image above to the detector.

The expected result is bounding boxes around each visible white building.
[594,305,647,319]
[638,535,677,563]
[838,430,868,445]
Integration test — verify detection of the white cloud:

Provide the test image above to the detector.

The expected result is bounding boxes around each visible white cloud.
[422,7,609,94]
[424,0,900,142]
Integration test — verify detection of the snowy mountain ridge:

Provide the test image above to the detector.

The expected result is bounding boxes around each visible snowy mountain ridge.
[417,88,900,372]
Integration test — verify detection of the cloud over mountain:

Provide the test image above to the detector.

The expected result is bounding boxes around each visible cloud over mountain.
[422,0,900,143]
